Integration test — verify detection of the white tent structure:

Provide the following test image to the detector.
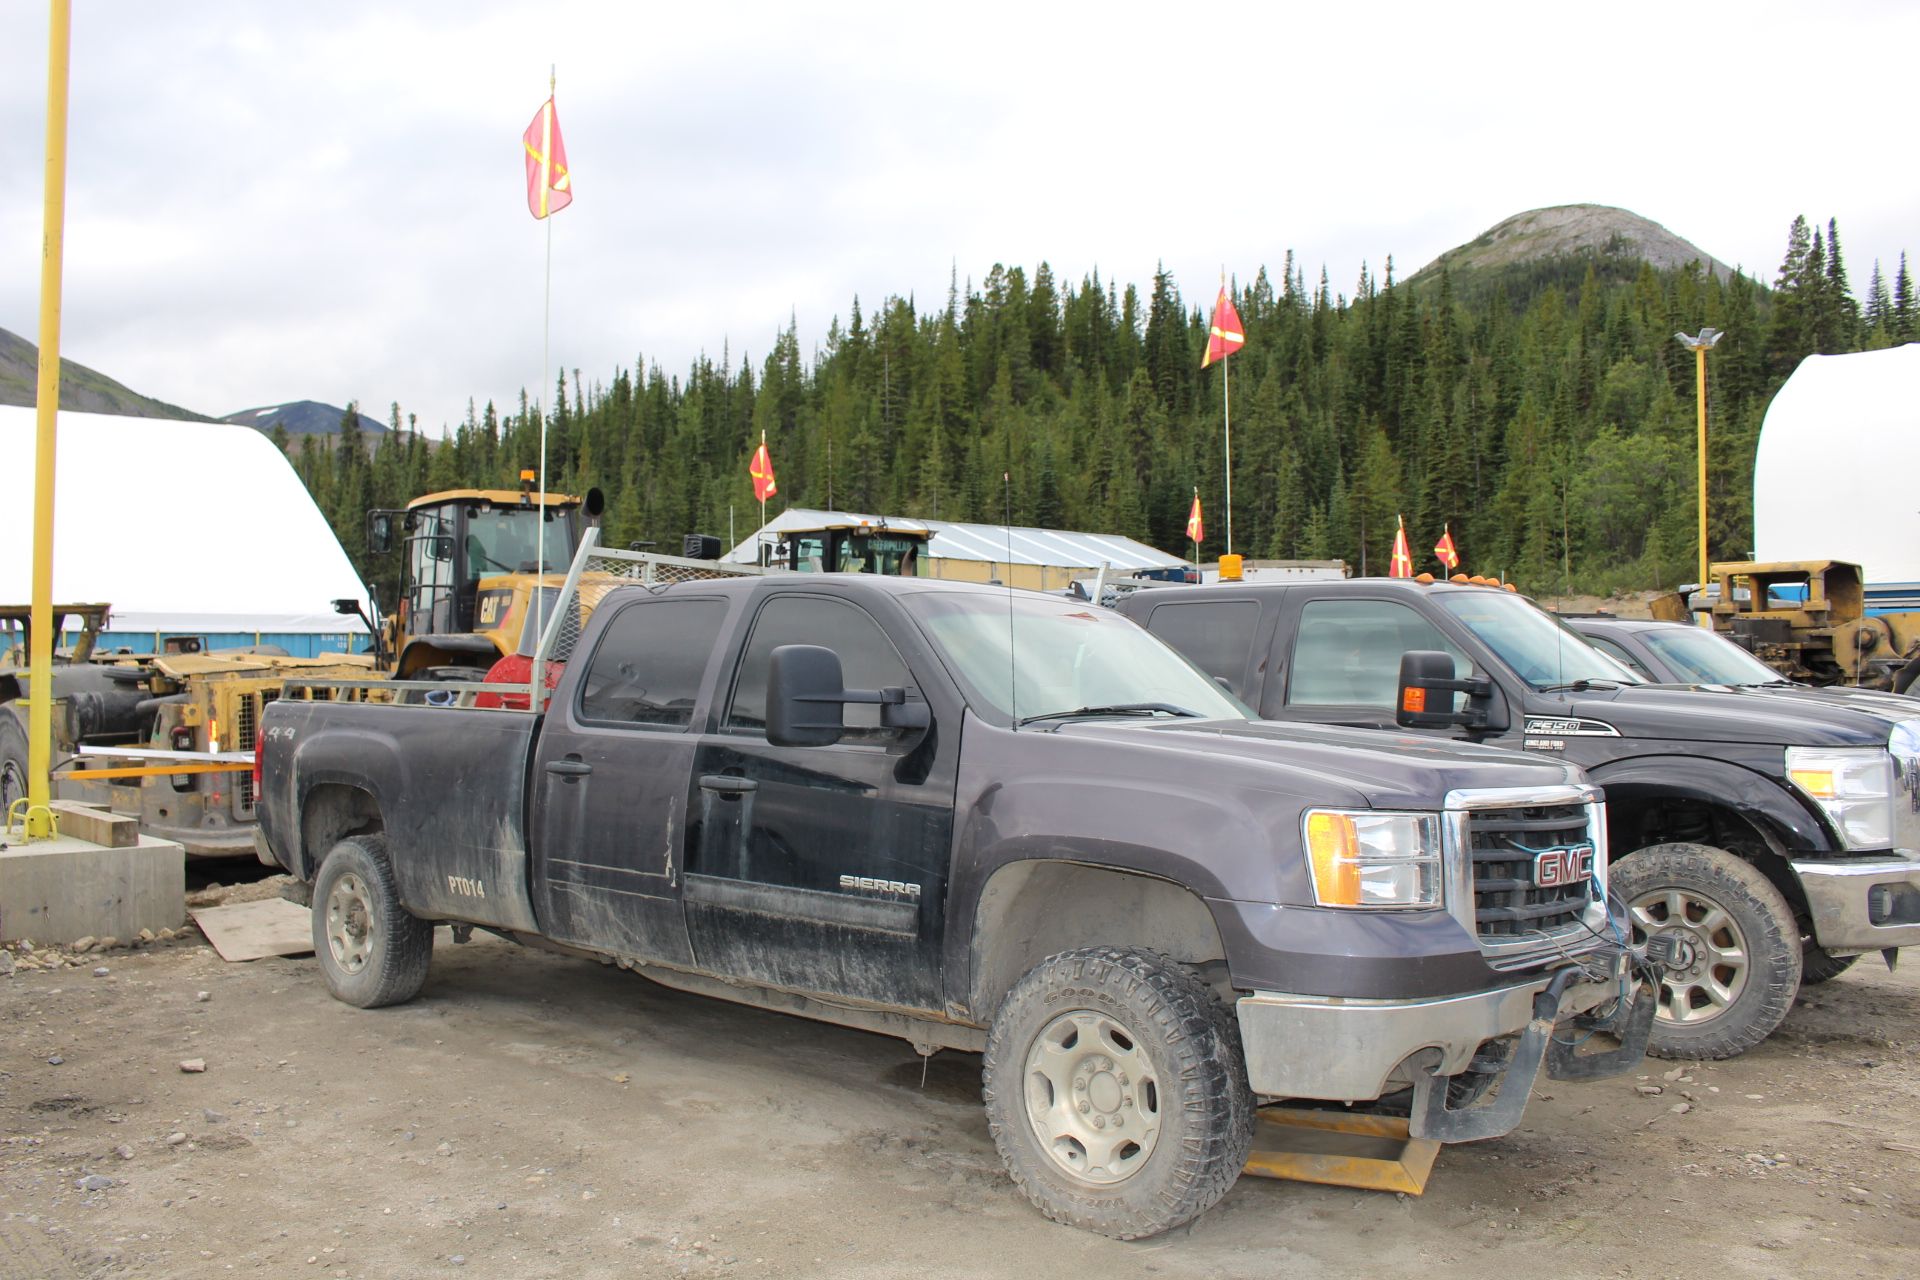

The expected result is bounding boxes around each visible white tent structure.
[1752,345,1920,584]
[1,407,368,653]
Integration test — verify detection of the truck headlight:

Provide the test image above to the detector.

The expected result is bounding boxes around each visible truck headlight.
[1303,810,1444,908]
[1786,746,1894,849]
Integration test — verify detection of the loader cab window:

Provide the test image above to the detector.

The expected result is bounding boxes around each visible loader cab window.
[406,509,458,635]
[465,506,575,579]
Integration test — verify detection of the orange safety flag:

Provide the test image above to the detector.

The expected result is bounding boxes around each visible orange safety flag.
[1186,490,1204,544]
[1390,515,1414,578]
[522,96,573,219]
[1201,286,1245,368]
[1434,525,1460,571]
[749,438,778,503]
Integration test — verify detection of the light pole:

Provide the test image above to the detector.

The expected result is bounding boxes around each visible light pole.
[1675,328,1723,594]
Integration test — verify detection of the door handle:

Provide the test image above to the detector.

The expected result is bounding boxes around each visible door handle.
[544,758,593,778]
[699,774,758,797]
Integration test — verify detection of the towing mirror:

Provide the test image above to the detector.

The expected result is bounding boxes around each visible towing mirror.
[768,645,849,747]
[767,644,929,748]
[1396,650,1493,730]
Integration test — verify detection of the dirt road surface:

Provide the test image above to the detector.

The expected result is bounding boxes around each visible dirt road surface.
[3,929,1916,1279]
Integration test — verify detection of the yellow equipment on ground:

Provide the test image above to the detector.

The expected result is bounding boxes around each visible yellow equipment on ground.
[1674,560,1920,691]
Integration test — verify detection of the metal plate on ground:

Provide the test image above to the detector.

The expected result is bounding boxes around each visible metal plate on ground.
[189,898,313,962]
[1243,1106,1441,1194]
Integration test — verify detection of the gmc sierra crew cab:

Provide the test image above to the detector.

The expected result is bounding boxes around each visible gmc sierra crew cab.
[258,569,1655,1238]
[1119,576,1920,1060]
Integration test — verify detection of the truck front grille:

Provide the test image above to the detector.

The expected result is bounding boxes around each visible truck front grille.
[1467,802,1597,943]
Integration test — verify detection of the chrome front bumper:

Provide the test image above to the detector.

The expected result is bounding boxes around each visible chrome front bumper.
[1793,855,1920,952]
[1237,953,1632,1106]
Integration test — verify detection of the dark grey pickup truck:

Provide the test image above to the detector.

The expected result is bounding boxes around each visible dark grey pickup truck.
[257,572,1655,1238]
[1120,577,1920,1062]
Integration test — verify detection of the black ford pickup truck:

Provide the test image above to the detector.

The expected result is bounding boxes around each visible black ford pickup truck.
[1119,577,1920,1060]
[258,573,1653,1238]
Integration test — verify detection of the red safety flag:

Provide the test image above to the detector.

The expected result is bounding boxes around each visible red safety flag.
[1201,286,1245,368]
[1186,490,1204,544]
[749,438,778,503]
[1390,515,1414,578]
[1434,525,1460,571]
[522,96,573,219]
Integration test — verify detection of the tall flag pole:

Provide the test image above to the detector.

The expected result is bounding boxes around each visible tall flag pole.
[1201,274,1245,554]
[522,67,573,693]
[1434,523,1461,573]
[749,430,778,553]
[1390,514,1414,578]
[1185,488,1204,565]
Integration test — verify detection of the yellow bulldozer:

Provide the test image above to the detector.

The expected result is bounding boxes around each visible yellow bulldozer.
[1650,560,1920,692]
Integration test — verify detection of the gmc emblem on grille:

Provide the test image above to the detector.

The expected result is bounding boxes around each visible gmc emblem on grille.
[1533,845,1595,888]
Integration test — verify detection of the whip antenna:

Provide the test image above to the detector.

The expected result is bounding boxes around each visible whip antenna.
[1005,472,1018,730]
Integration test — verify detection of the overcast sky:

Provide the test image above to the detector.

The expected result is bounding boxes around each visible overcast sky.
[3,1,1915,434]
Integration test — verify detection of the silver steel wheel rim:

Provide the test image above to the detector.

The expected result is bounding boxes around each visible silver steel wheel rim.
[326,872,376,974]
[1629,887,1751,1025]
[1022,1010,1162,1186]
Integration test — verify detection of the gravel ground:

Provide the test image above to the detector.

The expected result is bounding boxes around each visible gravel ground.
[2,930,1916,1279]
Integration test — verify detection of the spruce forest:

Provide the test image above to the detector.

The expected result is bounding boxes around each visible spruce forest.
[282,215,1916,608]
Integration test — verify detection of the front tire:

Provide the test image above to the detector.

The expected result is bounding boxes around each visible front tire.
[311,834,433,1008]
[982,948,1253,1239]
[1612,842,1801,1060]
[1799,945,1859,985]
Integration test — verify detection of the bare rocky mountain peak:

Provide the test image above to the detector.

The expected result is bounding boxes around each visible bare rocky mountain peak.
[1412,204,1733,283]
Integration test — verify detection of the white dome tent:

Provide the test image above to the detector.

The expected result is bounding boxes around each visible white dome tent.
[0,406,369,655]
[1752,345,1920,592]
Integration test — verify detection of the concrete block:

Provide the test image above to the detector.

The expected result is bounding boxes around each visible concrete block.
[0,833,185,945]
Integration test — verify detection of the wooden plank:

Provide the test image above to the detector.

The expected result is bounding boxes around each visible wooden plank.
[47,800,137,848]
[189,898,314,962]
[1242,1107,1442,1195]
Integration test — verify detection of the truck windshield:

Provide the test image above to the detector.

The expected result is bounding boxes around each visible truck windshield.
[906,592,1249,725]
[1435,591,1643,690]
[1639,626,1788,685]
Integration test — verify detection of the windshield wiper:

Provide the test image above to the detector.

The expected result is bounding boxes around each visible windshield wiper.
[1736,679,1796,688]
[1536,679,1623,694]
[1017,703,1200,728]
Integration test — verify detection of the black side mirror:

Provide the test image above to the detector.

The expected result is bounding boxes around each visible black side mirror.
[768,645,850,747]
[1395,650,1493,729]
[767,644,930,748]
[367,511,394,555]
[332,598,360,616]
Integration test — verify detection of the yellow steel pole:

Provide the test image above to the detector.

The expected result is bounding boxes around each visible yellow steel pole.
[1695,341,1708,591]
[25,0,72,841]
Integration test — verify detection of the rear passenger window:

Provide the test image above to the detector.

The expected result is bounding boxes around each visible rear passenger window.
[727,596,912,743]
[1287,599,1468,709]
[1144,600,1259,694]
[578,597,727,727]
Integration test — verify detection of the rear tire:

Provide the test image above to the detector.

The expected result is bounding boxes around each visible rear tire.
[982,947,1254,1239]
[311,834,433,1008]
[0,712,27,821]
[1612,842,1800,1060]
